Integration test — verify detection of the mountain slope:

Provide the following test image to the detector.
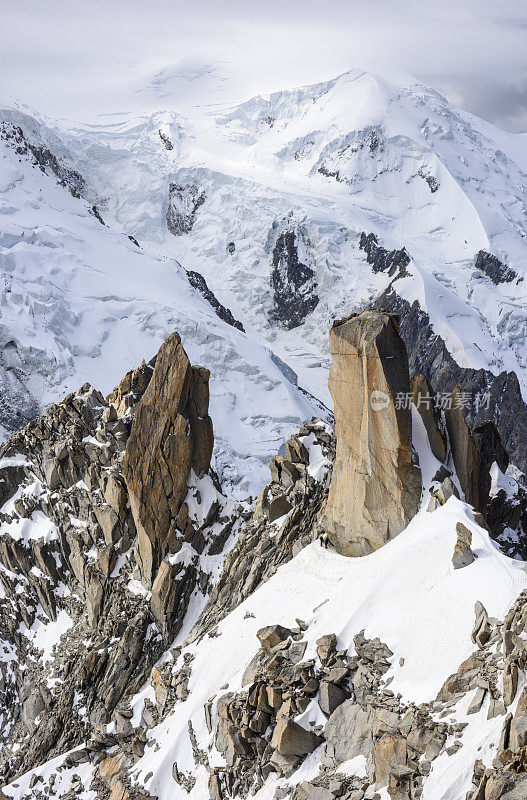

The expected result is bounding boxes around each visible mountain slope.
[0,122,325,497]
[5,69,525,407]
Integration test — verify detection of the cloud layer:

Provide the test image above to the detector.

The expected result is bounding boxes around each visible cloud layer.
[1,0,526,131]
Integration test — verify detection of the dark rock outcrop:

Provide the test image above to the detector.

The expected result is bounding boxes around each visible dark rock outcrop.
[359,232,410,279]
[411,373,447,462]
[159,130,174,150]
[0,122,87,199]
[418,168,439,193]
[445,387,509,515]
[475,250,516,285]
[373,285,527,480]
[166,183,205,235]
[452,522,475,569]
[186,270,245,331]
[269,230,319,329]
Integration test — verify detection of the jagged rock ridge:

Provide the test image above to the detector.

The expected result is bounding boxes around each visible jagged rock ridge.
[0,333,239,787]
[1,320,527,800]
[373,282,527,479]
[186,271,245,331]
[359,232,410,279]
[475,250,517,285]
[123,332,214,586]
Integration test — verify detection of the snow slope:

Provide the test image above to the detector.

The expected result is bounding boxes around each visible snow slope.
[127,501,527,800]
[0,130,324,497]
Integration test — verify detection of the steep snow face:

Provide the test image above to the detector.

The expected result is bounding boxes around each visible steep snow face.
[0,130,325,498]
[5,68,525,410]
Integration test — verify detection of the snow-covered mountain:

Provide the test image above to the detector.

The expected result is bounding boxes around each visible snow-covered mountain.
[0,121,326,498]
[2,67,527,477]
[1,65,527,800]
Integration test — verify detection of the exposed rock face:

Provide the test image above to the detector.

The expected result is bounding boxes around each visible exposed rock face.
[106,357,156,417]
[0,329,42,434]
[0,122,87,199]
[123,333,213,583]
[166,183,205,235]
[269,230,319,329]
[359,232,410,279]
[193,418,334,641]
[186,269,245,331]
[418,167,439,193]
[411,373,447,462]
[373,284,527,481]
[0,332,238,787]
[445,387,509,515]
[158,129,174,150]
[321,311,421,556]
[475,250,516,285]
[427,473,459,512]
[486,481,527,560]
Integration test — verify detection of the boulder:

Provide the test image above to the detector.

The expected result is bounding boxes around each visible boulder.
[373,733,408,787]
[472,602,492,649]
[319,680,350,716]
[483,772,527,800]
[296,783,334,800]
[452,522,476,569]
[321,311,421,555]
[324,699,373,763]
[316,633,337,662]
[270,715,323,757]
[504,660,518,707]
[508,688,527,751]
[427,476,459,511]
[467,687,487,715]
[268,494,292,523]
[257,625,293,654]
[388,767,415,800]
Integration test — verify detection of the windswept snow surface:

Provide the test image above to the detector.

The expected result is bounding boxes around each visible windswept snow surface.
[0,130,324,497]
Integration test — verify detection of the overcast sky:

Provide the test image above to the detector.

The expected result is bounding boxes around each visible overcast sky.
[1,0,526,132]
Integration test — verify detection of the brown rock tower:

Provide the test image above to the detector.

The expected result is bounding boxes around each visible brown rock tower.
[321,311,421,555]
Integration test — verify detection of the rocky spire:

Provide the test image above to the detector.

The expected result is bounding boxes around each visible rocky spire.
[122,332,214,584]
[321,310,422,555]
[445,386,509,515]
